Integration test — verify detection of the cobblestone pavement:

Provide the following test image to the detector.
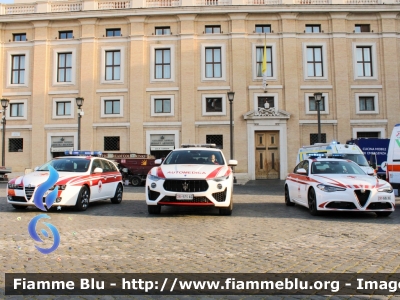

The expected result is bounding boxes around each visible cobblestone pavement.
[1,180,400,300]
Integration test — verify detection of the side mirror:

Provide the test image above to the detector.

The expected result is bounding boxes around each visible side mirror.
[297,168,307,175]
[367,170,374,176]
[154,159,162,165]
[93,167,103,173]
[228,159,238,166]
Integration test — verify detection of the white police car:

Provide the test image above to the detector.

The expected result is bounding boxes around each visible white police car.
[146,144,238,215]
[7,151,123,211]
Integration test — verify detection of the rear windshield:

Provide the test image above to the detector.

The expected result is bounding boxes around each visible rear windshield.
[163,150,225,165]
[37,158,90,172]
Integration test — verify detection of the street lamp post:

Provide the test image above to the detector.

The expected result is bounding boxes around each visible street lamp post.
[75,97,84,150]
[1,98,9,166]
[227,91,237,183]
[314,92,323,143]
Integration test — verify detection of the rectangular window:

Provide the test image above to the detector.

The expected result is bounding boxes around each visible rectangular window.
[359,96,375,111]
[305,25,321,33]
[306,47,323,77]
[255,25,271,33]
[9,138,23,152]
[206,135,223,149]
[205,25,221,34]
[155,49,171,79]
[256,46,272,77]
[13,33,26,41]
[10,103,24,117]
[154,99,171,113]
[356,46,372,77]
[59,31,73,39]
[104,136,120,151]
[258,96,275,109]
[309,96,325,111]
[155,27,171,35]
[11,55,25,84]
[310,133,326,145]
[357,132,380,138]
[355,24,370,33]
[206,97,222,112]
[104,100,121,114]
[57,53,72,82]
[205,47,221,78]
[56,101,71,116]
[105,50,121,81]
[106,28,121,37]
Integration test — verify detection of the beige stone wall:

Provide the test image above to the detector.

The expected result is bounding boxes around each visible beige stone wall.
[0,7,399,178]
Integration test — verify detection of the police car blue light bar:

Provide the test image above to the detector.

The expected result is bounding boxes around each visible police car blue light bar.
[64,150,102,156]
[181,144,217,148]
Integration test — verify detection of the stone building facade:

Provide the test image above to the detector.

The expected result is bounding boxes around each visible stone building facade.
[0,0,399,180]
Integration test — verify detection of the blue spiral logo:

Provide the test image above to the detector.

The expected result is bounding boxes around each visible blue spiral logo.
[28,165,61,254]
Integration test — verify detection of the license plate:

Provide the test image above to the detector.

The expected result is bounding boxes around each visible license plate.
[176,194,193,200]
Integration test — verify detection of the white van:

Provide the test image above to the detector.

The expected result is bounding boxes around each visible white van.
[297,142,374,175]
[386,124,400,195]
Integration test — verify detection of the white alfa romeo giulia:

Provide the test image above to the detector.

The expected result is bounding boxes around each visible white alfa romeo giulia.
[285,158,395,217]
[145,144,238,215]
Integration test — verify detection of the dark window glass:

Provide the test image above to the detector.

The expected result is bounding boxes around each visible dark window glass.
[155,49,171,79]
[258,96,275,109]
[355,24,370,33]
[154,99,171,113]
[105,50,121,81]
[106,28,121,37]
[306,47,323,77]
[57,52,72,82]
[255,25,271,33]
[10,103,24,117]
[205,47,221,78]
[59,31,73,39]
[305,25,321,33]
[155,27,171,35]
[256,46,272,77]
[310,133,327,145]
[104,136,120,151]
[13,33,27,41]
[11,55,25,84]
[56,101,71,116]
[309,96,325,111]
[356,46,372,77]
[104,100,120,114]
[359,97,375,111]
[357,132,380,138]
[206,135,223,149]
[9,138,23,152]
[205,97,222,112]
[205,25,221,34]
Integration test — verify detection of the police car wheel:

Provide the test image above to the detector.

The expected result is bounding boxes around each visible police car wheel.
[12,204,27,210]
[308,188,320,216]
[376,211,392,217]
[285,185,295,206]
[148,205,161,214]
[111,184,123,204]
[75,186,90,211]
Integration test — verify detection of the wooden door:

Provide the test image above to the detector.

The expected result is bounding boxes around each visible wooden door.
[255,131,280,179]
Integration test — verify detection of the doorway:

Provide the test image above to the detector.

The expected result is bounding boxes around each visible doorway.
[255,131,280,179]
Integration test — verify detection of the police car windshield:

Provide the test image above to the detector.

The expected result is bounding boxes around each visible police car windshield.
[163,150,225,165]
[340,154,369,167]
[37,158,90,172]
[311,161,365,175]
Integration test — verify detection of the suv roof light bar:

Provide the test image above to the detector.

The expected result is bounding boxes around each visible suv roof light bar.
[65,150,103,156]
[181,144,217,148]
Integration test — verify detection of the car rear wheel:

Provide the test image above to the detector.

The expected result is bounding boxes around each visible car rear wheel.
[131,176,141,186]
[285,185,295,206]
[308,188,320,216]
[376,211,392,217]
[12,204,27,210]
[148,205,161,214]
[75,186,89,211]
[219,197,233,216]
[111,184,123,204]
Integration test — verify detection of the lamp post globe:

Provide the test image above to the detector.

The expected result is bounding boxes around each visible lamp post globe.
[1,98,9,167]
[313,92,323,144]
[75,97,84,150]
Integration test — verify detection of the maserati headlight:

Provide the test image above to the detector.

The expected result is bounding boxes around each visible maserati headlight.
[317,184,346,192]
[213,175,230,182]
[147,174,162,182]
[49,185,66,190]
[378,185,393,193]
